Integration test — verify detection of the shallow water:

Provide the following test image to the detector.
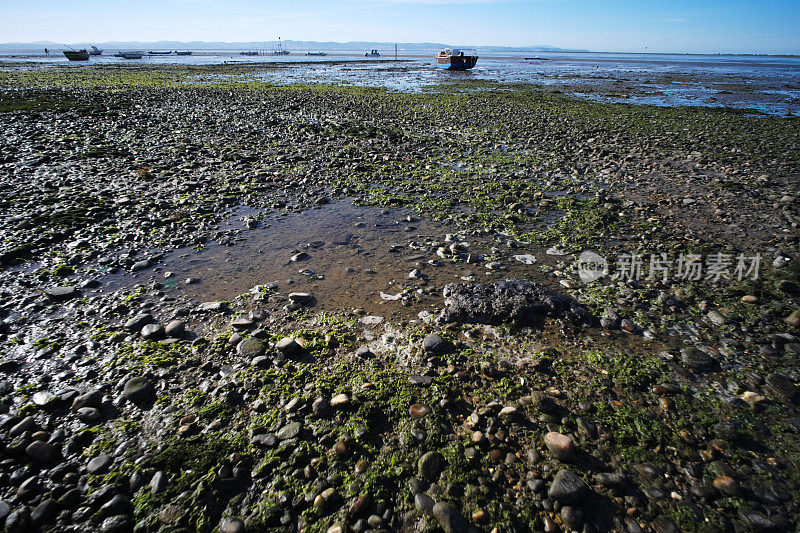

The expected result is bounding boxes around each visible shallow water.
[2,49,798,115]
[101,200,551,317]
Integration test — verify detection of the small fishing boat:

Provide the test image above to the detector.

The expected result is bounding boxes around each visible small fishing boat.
[119,51,144,59]
[63,49,90,61]
[272,38,290,55]
[365,49,380,57]
[306,51,327,56]
[240,51,258,56]
[148,50,172,55]
[175,51,192,56]
[435,49,478,71]
[89,46,103,56]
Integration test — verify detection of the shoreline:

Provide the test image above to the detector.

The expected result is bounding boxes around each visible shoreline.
[0,66,799,532]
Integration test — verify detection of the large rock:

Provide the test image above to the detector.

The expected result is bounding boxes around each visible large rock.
[438,280,591,326]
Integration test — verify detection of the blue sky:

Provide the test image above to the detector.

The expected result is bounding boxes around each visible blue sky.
[2,0,798,54]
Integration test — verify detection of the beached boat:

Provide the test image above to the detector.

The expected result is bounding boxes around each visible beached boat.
[365,49,380,57]
[240,51,258,56]
[175,51,192,56]
[148,50,172,55]
[89,46,103,56]
[306,51,327,56]
[119,51,144,59]
[63,49,90,61]
[435,49,478,71]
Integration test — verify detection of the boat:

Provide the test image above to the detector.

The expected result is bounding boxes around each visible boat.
[89,46,103,56]
[148,50,172,55]
[435,49,478,71]
[306,51,327,56]
[175,51,192,56]
[119,51,144,59]
[365,49,380,57]
[273,38,290,55]
[240,51,258,56]
[63,49,90,61]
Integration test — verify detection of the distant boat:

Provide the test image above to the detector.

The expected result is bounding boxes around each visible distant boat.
[148,50,172,55]
[273,37,290,55]
[306,51,327,56]
[117,51,144,59]
[89,46,103,56]
[175,51,192,56]
[63,49,90,61]
[240,51,258,56]
[365,49,380,57]
[435,49,478,70]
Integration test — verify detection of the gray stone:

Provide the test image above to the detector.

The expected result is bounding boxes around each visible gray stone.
[124,313,154,332]
[87,453,113,474]
[681,347,714,371]
[198,301,227,312]
[766,372,796,399]
[72,389,103,411]
[150,471,166,494]
[77,407,102,424]
[31,391,59,407]
[418,451,446,481]
[414,493,435,514]
[26,440,59,464]
[275,337,302,356]
[237,337,266,358]
[422,333,450,355]
[277,421,302,440]
[432,501,470,533]
[30,498,58,525]
[46,286,79,300]
[141,323,165,340]
[548,469,588,504]
[164,320,186,337]
[9,416,36,437]
[101,515,133,533]
[123,377,155,403]
[220,517,246,533]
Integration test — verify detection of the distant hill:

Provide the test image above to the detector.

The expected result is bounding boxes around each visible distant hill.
[0,40,587,53]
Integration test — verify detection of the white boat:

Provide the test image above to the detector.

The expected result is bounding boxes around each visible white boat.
[365,49,380,57]
[116,51,144,59]
[89,46,103,56]
[306,51,327,56]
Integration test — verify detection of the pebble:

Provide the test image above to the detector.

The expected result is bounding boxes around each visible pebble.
[432,501,469,533]
[25,440,59,464]
[418,451,446,480]
[422,333,450,354]
[237,337,266,358]
[410,403,432,418]
[123,376,155,403]
[87,453,112,474]
[544,431,574,461]
[275,337,303,356]
[548,469,588,504]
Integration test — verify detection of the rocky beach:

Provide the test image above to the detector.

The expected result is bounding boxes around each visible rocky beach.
[0,63,799,532]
